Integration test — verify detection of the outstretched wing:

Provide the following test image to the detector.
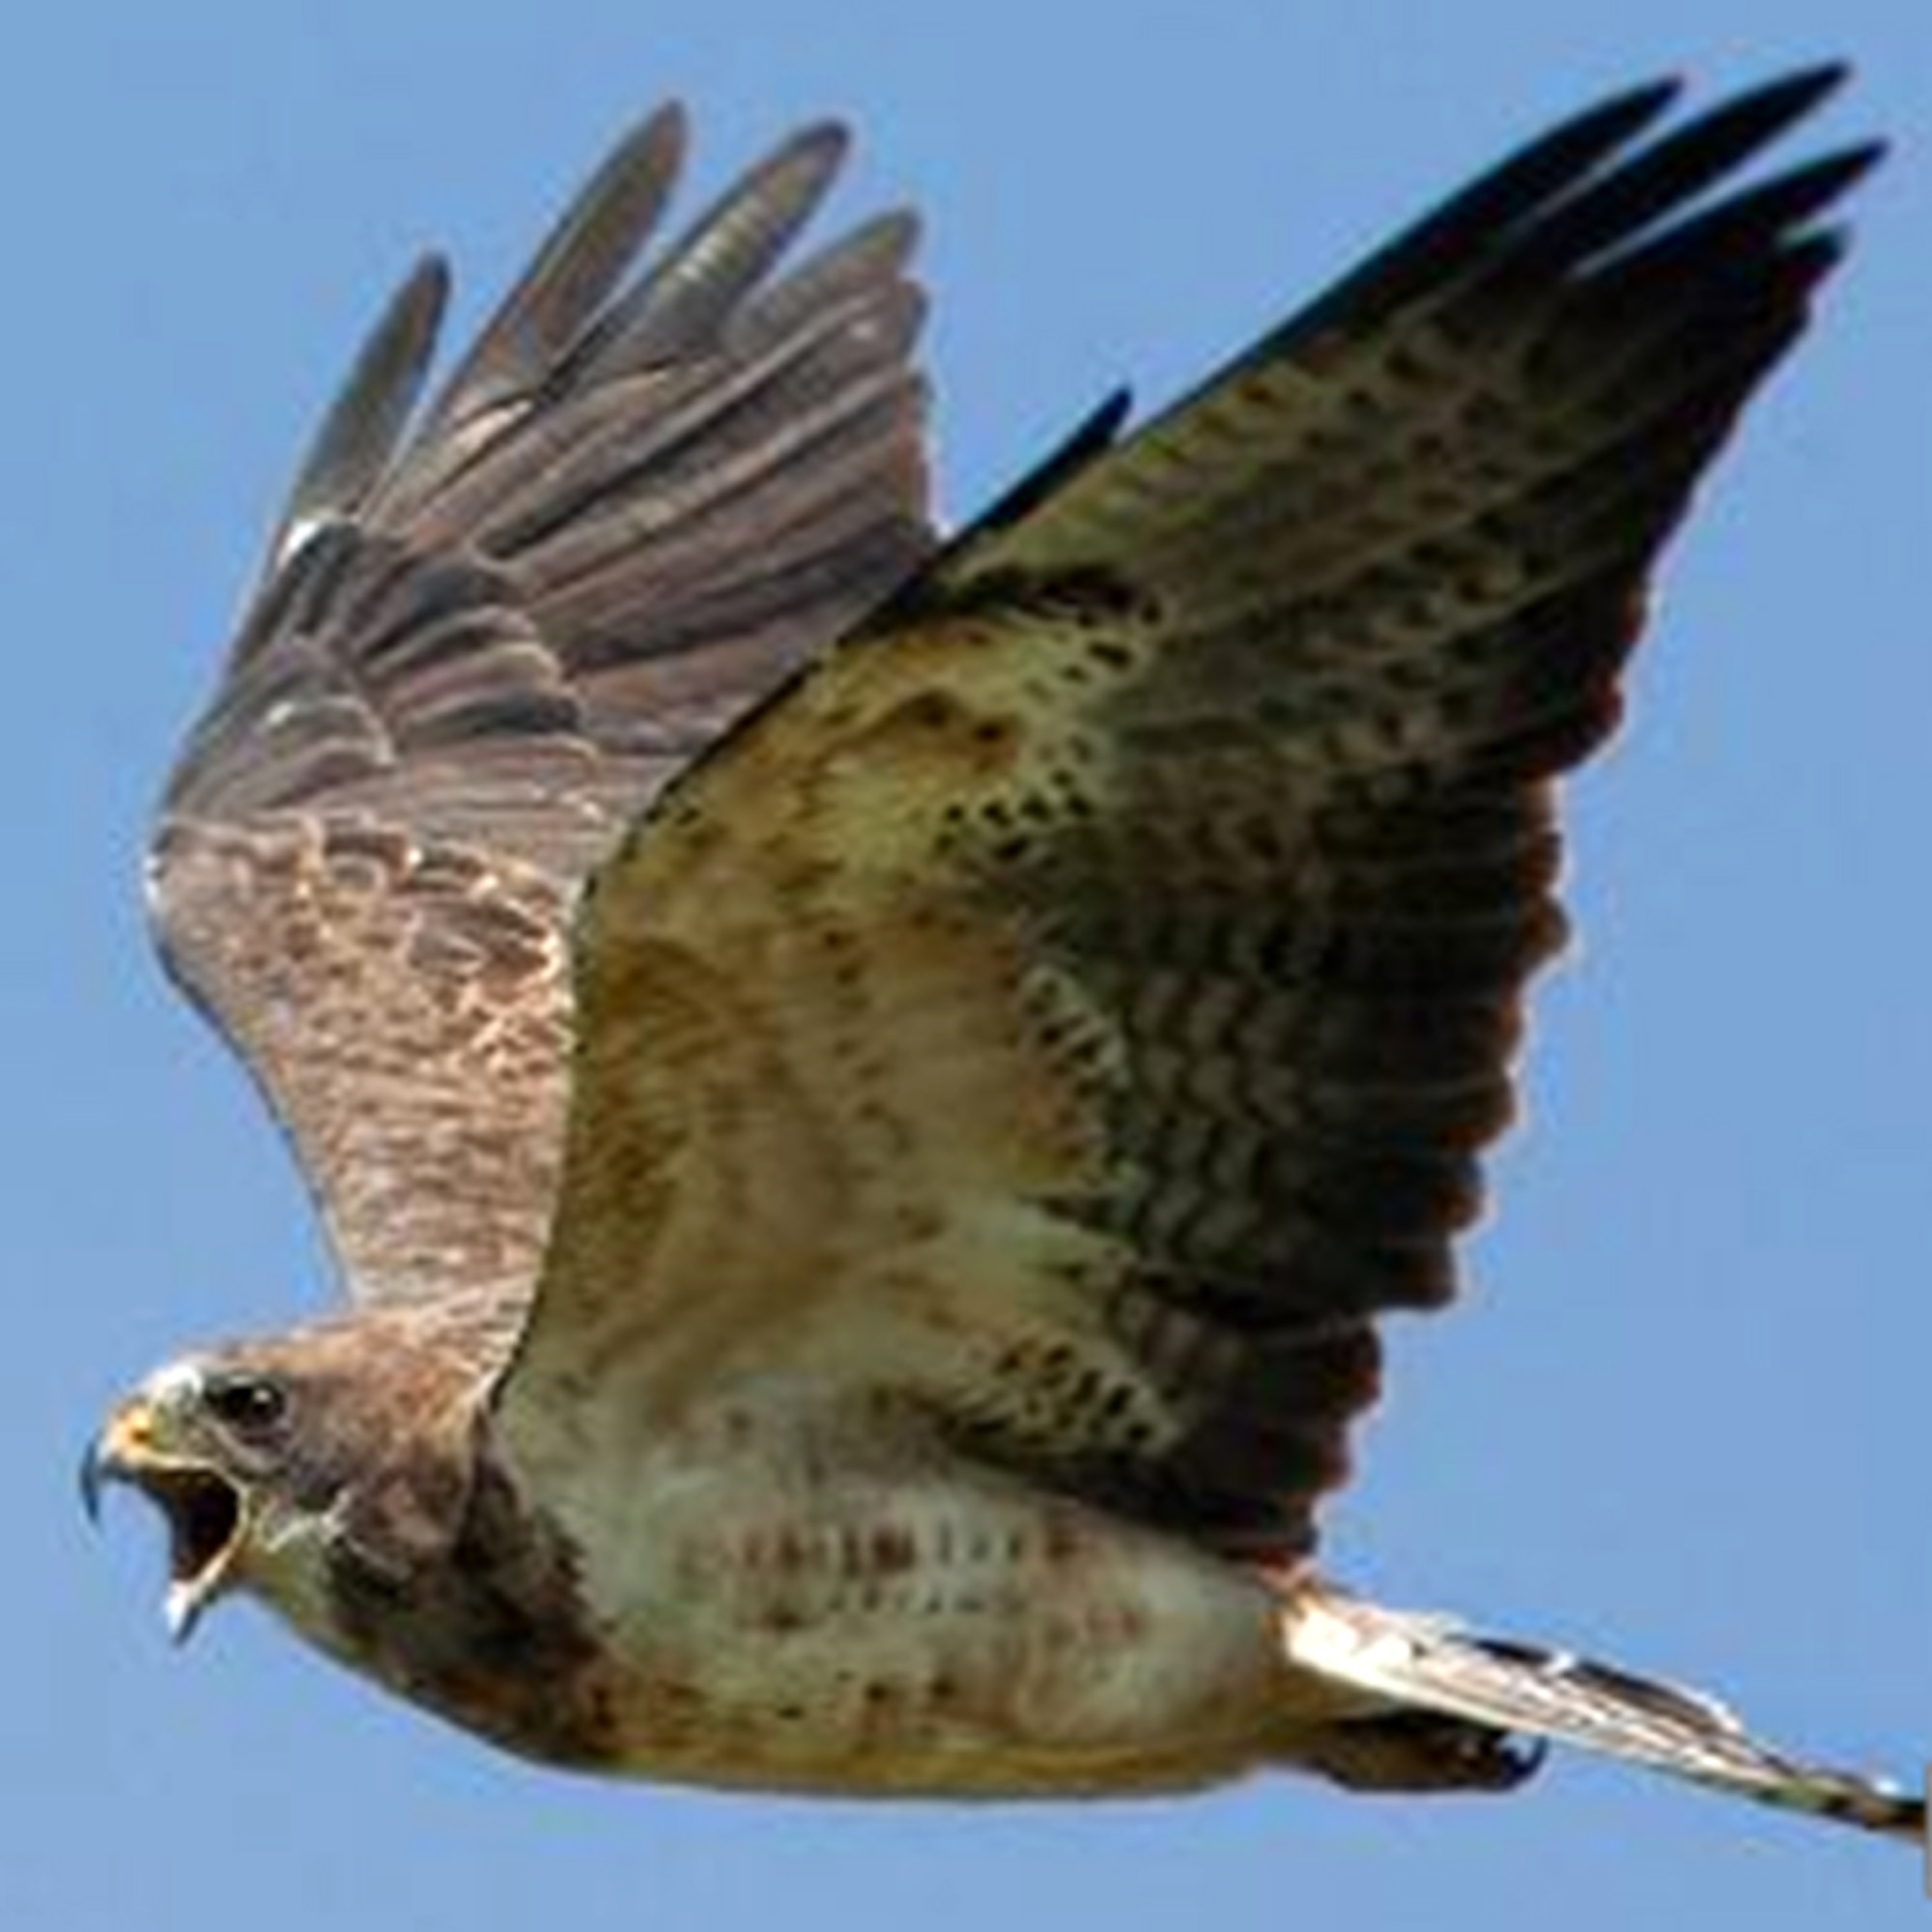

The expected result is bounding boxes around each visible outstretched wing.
[498,72,1873,1565]
[150,106,933,1310]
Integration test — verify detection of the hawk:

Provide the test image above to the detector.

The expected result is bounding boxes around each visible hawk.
[85,68,1918,1842]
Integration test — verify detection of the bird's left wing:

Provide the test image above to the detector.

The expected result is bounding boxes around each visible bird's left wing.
[498,72,1872,1563]
[149,109,931,1310]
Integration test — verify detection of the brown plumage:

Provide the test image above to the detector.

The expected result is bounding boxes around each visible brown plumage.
[152,104,931,1310]
[87,71,1919,1843]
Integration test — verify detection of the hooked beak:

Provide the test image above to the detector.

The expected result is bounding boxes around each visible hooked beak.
[83,1388,246,1643]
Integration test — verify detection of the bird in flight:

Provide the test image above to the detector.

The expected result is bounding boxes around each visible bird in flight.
[85,65,1918,1843]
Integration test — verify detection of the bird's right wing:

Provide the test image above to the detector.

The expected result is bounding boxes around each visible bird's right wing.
[500,72,1873,1564]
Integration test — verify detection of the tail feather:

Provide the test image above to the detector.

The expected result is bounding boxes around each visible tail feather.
[1283,1587,1923,1844]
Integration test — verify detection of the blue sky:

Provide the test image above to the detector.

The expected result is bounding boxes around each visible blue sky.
[5,2,1928,1927]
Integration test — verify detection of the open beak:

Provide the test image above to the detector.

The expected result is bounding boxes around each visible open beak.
[83,1393,246,1643]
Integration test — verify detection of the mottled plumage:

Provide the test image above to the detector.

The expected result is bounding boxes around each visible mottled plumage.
[88,72,1919,1843]
[152,105,929,1310]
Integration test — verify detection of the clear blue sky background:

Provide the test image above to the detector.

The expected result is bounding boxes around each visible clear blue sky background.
[4,3,1927,1927]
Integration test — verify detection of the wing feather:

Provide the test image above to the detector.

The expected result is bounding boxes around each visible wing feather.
[150,109,933,1309]
[417,104,689,438]
[263,257,449,570]
[500,73,1872,1561]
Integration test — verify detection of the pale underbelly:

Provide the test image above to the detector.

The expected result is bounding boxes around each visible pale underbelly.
[577,1481,1312,1797]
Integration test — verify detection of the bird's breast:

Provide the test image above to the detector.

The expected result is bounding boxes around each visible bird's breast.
[534,1415,1293,1795]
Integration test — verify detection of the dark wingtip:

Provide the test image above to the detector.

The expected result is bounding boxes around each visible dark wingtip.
[1696,60,1857,156]
[260,248,451,578]
[1590,72,1687,132]
[399,251,455,329]
[778,118,854,169]
[1822,136,1889,194]
[1531,71,1686,169]
[629,98,691,160]
[78,1438,104,1525]
[1751,58,1853,116]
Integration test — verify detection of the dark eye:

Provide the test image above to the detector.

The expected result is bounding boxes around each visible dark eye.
[203,1374,288,1435]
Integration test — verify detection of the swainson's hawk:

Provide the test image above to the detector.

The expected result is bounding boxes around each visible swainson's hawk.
[85,69,1919,1842]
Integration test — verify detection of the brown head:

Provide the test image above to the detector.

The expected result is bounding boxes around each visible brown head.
[83,1312,487,1650]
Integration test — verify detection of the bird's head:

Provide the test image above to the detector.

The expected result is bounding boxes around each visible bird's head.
[84,1320,482,1646]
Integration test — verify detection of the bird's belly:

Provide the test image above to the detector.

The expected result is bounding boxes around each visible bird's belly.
[578,1464,1294,1796]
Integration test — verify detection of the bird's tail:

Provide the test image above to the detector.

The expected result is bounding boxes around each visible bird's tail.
[1280,1585,1923,1844]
